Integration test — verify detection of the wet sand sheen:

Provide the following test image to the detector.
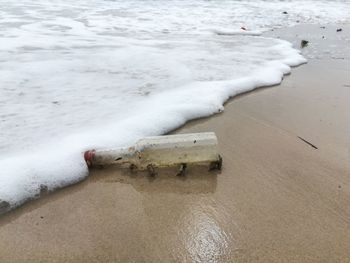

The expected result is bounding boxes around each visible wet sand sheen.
[1,25,350,262]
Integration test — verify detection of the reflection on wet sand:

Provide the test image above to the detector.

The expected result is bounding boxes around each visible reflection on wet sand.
[89,166,232,261]
[90,164,218,194]
[182,205,231,262]
[83,165,245,262]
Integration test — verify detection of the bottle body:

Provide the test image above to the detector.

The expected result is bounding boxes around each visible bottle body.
[84,132,221,170]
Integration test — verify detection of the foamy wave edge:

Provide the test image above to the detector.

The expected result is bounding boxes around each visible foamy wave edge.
[0,38,306,214]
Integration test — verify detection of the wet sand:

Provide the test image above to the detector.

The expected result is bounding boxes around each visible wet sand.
[1,25,350,262]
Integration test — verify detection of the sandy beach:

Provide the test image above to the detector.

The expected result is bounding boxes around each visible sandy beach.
[1,24,350,262]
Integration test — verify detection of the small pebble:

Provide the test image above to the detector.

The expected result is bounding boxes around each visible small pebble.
[301,40,309,48]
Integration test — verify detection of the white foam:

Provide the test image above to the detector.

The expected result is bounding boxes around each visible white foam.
[1,0,349,213]
[211,28,262,36]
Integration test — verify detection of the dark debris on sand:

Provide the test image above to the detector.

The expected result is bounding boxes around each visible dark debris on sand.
[301,40,309,48]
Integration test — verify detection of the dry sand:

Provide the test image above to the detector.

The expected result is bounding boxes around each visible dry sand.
[1,25,350,262]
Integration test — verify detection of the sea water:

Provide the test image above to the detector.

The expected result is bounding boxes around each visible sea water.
[1,0,350,212]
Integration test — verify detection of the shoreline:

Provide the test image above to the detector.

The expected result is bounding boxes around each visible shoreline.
[1,24,350,262]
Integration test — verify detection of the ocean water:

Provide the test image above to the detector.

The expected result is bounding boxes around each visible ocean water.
[1,0,349,213]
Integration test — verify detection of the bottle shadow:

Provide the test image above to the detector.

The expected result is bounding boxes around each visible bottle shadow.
[88,164,219,195]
